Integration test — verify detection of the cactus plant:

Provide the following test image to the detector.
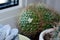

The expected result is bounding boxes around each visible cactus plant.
[19,5,41,37]
[18,3,60,39]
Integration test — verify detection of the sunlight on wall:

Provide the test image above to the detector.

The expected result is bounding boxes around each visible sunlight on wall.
[0,0,8,4]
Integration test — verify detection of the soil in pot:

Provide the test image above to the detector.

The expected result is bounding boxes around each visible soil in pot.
[43,31,59,40]
[44,33,52,40]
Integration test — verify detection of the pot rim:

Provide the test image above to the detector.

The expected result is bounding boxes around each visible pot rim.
[18,34,31,40]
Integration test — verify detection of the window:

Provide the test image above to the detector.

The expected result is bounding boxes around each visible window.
[0,0,19,10]
[0,0,22,13]
[0,0,8,4]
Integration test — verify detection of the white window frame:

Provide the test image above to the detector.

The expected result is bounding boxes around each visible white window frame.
[0,0,22,13]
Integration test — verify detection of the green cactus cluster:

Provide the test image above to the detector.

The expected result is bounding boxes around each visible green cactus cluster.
[37,5,59,22]
[19,7,40,36]
[18,4,60,37]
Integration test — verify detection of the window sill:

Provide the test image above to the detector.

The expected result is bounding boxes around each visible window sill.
[0,0,22,13]
[0,6,22,13]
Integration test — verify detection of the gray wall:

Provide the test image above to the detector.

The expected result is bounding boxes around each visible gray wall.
[46,0,60,13]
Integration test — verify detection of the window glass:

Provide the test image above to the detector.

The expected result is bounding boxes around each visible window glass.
[0,0,19,10]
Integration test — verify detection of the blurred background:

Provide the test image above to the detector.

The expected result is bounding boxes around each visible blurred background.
[0,0,60,28]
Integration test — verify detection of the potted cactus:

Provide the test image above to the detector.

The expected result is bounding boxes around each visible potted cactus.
[18,3,60,40]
